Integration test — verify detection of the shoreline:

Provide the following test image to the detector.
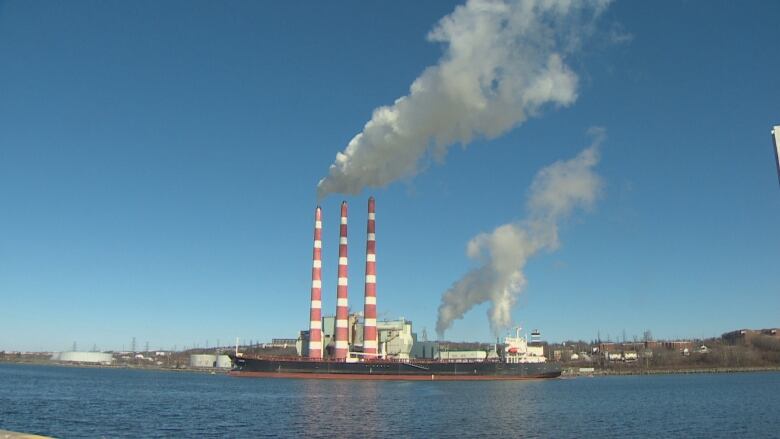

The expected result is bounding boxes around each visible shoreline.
[565,366,780,377]
[4,359,780,378]
[0,359,229,375]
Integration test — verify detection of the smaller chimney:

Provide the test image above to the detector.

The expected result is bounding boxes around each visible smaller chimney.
[308,206,323,359]
[334,201,349,360]
[363,197,378,356]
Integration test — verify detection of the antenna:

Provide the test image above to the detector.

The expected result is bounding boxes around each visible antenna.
[772,125,780,186]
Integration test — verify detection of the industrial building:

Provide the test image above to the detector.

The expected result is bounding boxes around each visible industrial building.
[296,198,416,360]
[297,315,416,359]
[287,198,552,363]
[295,198,467,361]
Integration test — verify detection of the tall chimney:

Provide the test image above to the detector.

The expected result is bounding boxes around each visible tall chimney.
[334,201,350,360]
[363,197,378,357]
[307,206,323,359]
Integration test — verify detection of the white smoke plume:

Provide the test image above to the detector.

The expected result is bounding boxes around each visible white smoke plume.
[317,0,610,198]
[436,131,604,336]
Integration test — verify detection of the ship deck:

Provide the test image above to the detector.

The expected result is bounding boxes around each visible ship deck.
[229,354,562,381]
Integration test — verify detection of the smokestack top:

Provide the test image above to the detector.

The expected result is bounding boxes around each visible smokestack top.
[368,196,375,210]
[315,206,322,220]
[340,201,348,216]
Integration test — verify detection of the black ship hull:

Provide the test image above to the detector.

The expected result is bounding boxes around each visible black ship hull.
[229,355,562,381]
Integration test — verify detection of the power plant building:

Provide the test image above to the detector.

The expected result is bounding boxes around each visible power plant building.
[231,197,562,380]
[294,198,545,363]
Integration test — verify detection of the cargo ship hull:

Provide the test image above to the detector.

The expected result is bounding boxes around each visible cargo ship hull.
[229,356,561,381]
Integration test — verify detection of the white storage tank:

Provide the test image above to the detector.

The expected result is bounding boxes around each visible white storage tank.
[215,355,232,369]
[189,354,217,368]
[51,351,114,365]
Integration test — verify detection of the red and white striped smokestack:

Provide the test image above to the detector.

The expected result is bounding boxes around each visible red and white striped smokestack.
[363,197,378,356]
[307,206,323,359]
[334,201,350,360]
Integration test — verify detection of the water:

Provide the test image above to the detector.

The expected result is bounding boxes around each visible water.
[1,364,779,438]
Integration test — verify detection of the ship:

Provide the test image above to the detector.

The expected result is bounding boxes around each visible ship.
[229,328,562,381]
[228,198,562,381]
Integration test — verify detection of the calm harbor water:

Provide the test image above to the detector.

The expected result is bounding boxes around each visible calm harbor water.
[1,363,779,438]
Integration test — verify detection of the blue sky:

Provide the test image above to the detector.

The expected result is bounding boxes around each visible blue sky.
[1,1,779,352]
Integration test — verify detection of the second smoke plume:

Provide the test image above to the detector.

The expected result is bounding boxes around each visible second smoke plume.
[436,130,605,336]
